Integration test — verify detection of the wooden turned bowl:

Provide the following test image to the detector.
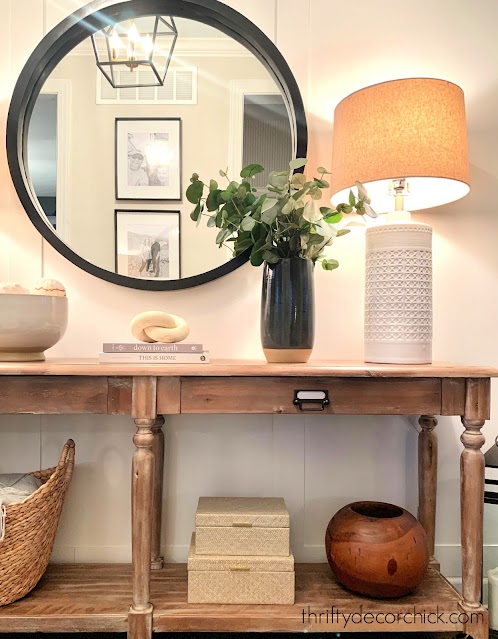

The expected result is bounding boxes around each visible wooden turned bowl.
[325,501,429,598]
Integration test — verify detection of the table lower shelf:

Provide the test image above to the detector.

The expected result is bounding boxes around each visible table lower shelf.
[0,563,475,634]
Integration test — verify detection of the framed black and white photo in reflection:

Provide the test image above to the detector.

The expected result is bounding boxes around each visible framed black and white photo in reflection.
[115,210,181,280]
[115,118,182,200]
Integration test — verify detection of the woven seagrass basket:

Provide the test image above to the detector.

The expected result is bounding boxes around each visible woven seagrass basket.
[0,439,75,606]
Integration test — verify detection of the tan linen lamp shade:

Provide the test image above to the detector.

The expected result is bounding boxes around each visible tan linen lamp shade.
[330,78,470,212]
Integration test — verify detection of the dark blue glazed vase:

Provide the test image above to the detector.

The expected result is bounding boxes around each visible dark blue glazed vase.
[261,257,314,363]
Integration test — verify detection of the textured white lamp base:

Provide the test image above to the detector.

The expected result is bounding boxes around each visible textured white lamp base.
[365,222,432,365]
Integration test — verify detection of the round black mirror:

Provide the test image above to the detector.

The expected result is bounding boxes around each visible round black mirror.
[7,0,307,290]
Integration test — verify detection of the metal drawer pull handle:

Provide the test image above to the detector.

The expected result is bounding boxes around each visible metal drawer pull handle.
[293,390,330,411]
[229,566,250,571]
[232,522,252,527]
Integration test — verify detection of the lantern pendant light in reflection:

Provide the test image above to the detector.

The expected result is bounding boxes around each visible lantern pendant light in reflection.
[330,78,470,364]
[91,16,178,89]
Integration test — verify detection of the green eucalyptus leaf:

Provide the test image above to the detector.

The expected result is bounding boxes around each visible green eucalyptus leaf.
[261,204,278,225]
[251,222,265,242]
[292,187,307,202]
[263,250,280,264]
[235,237,254,254]
[355,180,371,203]
[190,202,202,222]
[349,189,356,206]
[190,173,199,183]
[323,212,343,224]
[261,198,278,220]
[336,228,351,236]
[291,173,307,189]
[307,233,326,246]
[216,227,232,245]
[289,234,299,253]
[240,163,264,179]
[289,158,307,170]
[319,206,336,216]
[281,198,295,215]
[206,189,222,212]
[186,180,204,204]
[250,238,266,266]
[240,216,256,231]
[209,179,218,192]
[268,171,289,190]
[227,214,242,225]
[236,185,247,200]
[207,215,217,228]
[317,167,331,175]
[322,258,340,271]
[220,187,236,202]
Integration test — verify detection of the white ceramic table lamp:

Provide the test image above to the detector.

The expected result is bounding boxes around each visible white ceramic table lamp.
[330,78,470,364]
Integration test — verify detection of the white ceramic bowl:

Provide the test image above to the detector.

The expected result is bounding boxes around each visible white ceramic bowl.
[0,294,68,361]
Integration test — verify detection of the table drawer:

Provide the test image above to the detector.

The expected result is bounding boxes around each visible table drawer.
[180,377,441,415]
[0,376,109,414]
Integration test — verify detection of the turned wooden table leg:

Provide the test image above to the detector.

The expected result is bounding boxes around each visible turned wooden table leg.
[460,416,488,639]
[129,418,155,639]
[460,417,485,607]
[151,416,165,570]
[418,415,438,568]
[129,377,157,639]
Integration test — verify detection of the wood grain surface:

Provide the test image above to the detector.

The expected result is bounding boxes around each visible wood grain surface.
[0,563,471,634]
[152,564,466,633]
[181,377,442,414]
[0,376,108,414]
[0,358,496,377]
[418,415,438,559]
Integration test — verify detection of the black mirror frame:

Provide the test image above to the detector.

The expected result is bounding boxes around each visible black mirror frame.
[6,0,308,291]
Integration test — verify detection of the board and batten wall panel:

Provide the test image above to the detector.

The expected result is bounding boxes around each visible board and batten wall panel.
[0,0,497,581]
[0,0,45,507]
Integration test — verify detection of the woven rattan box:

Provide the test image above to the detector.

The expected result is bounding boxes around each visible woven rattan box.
[187,533,295,604]
[194,496,290,556]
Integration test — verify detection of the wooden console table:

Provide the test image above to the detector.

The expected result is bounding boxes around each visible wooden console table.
[0,359,496,639]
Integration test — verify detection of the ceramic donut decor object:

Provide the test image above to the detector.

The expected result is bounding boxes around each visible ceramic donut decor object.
[32,278,67,297]
[130,311,190,344]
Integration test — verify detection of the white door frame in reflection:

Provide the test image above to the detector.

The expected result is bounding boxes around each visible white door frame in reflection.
[39,79,72,245]
[228,79,281,179]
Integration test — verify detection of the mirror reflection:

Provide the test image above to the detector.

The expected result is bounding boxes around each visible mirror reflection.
[27,17,294,281]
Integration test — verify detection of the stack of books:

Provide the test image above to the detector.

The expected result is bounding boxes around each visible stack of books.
[99,342,209,363]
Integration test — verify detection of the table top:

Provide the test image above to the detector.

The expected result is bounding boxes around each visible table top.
[0,358,497,378]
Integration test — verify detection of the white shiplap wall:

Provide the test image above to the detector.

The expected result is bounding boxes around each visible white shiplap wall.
[0,0,498,584]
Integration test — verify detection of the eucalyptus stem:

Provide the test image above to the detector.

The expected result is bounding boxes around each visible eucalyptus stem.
[187,159,377,271]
